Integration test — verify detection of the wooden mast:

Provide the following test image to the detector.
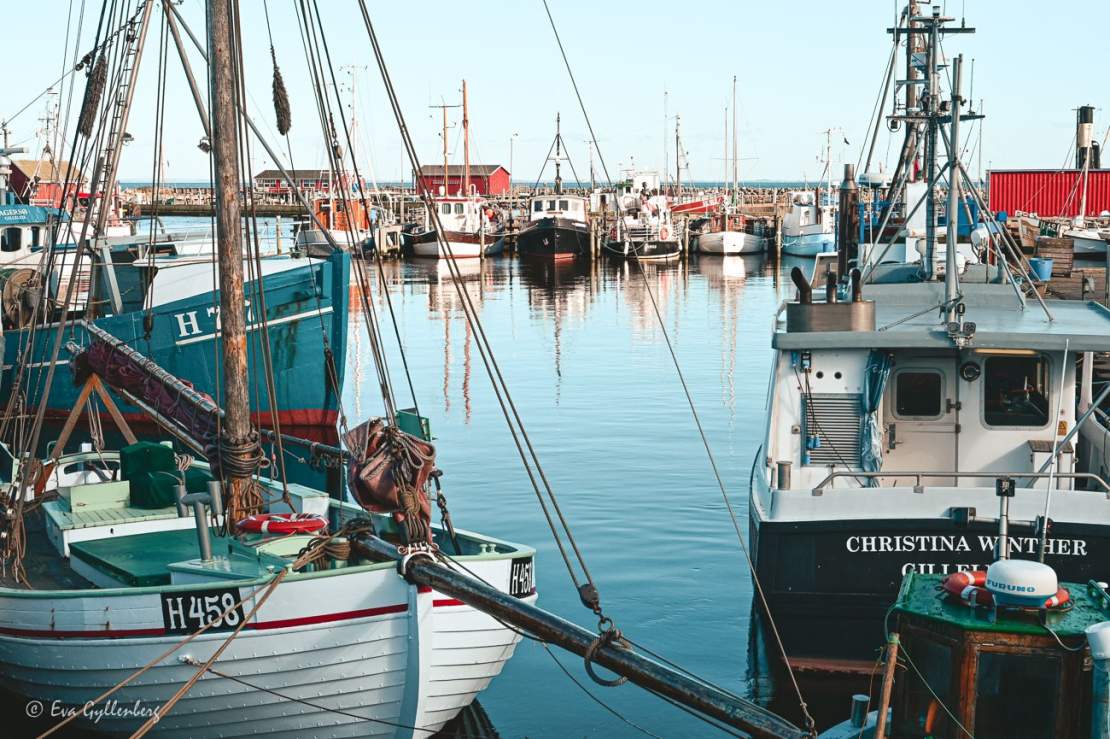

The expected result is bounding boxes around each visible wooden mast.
[462,79,470,196]
[206,0,253,507]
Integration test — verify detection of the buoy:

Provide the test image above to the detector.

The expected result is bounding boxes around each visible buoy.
[941,561,1070,610]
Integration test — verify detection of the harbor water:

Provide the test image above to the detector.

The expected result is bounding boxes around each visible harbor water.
[344,252,814,736]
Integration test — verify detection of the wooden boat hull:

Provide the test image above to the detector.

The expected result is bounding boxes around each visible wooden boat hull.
[0,496,536,737]
[697,230,766,255]
[410,230,487,259]
[515,218,590,259]
[601,239,681,261]
[0,251,350,428]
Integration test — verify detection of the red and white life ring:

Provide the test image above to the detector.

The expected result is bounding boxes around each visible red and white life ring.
[941,569,1070,609]
[237,513,328,535]
[659,225,671,241]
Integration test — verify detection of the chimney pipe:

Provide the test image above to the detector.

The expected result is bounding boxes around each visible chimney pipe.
[1077,105,1100,170]
[837,163,860,278]
[790,267,812,305]
[851,268,863,303]
[825,270,837,303]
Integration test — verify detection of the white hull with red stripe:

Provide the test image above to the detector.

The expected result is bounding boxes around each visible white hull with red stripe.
[0,487,536,738]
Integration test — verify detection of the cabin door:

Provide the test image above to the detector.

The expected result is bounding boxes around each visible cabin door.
[882,356,959,485]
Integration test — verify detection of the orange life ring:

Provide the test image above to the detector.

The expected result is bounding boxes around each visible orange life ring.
[659,225,672,241]
[941,569,1070,609]
[237,513,328,535]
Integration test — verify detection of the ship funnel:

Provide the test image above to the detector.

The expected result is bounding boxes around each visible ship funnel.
[836,163,859,278]
[1077,105,1101,170]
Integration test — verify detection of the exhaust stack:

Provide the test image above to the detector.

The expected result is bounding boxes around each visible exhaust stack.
[1077,105,1101,170]
[837,164,860,278]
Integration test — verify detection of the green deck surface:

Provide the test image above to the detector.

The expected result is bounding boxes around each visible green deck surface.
[895,572,1110,638]
[70,529,289,588]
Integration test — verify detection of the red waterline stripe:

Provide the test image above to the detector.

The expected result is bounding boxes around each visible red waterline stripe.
[433,598,465,607]
[247,602,408,630]
[0,593,473,639]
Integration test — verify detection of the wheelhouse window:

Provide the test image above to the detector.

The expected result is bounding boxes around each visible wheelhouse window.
[894,370,943,419]
[897,639,953,738]
[454,203,465,215]
[1,227,21,252]
[974,651,1060,737]
[559,199,569,211]
[533,201,543,213]
[441,203,452,215]
[983,355,1049,427]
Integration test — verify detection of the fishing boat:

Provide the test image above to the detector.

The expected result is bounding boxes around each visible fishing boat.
[697,214,767,255]
[516,193,590,260]
[411,195,500,258]
[602,171,682,261]
[750,9,1110,692]
[411,81,501,259]
[780,189,835,256]
[0,4,536,736]
[516,115,592,260]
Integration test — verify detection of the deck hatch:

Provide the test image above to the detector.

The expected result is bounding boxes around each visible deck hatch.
[802,393,862,466]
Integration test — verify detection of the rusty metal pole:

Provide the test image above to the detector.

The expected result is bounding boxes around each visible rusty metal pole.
[874,631,901,738]
[206,0,252,508]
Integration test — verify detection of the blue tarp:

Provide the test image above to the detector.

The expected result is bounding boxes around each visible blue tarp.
[860,350,892,484]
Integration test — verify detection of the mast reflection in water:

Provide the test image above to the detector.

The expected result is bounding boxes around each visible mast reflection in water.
[343,252,799,736]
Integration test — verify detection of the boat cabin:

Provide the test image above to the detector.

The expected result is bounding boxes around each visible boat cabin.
[0,205,70,266]
[528,194,587,224]
[888,572,1107,738]
[428,196,491,234]
[755,277,1110,601]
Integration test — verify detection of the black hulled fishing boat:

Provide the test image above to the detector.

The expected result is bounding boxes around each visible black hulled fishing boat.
[516,115,592,260]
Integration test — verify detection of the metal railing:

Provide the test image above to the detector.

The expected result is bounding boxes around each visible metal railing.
[810,470,1110,496]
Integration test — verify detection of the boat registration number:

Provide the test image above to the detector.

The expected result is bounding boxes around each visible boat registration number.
[161,588,245,634]
[509,557,534,598]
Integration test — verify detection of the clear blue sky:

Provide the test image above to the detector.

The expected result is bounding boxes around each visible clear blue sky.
[2,1,1105,184]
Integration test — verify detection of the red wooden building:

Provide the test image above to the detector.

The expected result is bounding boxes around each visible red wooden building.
[415,164,510,197]
[988,169,1110,218]
[9,159,85,207]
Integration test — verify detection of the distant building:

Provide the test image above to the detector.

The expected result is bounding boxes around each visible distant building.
[254,169,362,197]
[988,169,1110,218]
[415,164,510,197]
[9,159,86,207]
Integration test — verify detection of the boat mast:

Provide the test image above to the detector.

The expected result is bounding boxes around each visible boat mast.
[207,0,254,505]
[675,114,680,198]
[462,79,470,196]
[554,113,562,195]
[731,76,738,207]
[945,55,963,321]
[723,105,728,208]
[441,104,449,196]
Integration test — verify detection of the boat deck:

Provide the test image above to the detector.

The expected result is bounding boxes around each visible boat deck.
[896,572,1110,637]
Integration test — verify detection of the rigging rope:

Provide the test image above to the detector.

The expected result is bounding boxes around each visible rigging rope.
[539,0,815,729]
[356,0,612,633]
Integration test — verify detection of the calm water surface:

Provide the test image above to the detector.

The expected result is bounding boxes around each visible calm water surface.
[343,253,815,737]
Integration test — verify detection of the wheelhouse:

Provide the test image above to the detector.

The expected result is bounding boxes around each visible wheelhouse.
[528,194,587,223]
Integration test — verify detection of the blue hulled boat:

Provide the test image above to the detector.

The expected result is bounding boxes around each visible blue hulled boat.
[2,248,349,429]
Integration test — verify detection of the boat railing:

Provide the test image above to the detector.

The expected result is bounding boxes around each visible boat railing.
[809,470,1110,496]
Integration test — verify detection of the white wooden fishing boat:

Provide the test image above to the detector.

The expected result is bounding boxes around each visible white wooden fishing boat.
[0,443,535,737]
[697,229,764,255]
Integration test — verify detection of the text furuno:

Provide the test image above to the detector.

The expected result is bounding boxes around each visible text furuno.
[845,534,1088,556]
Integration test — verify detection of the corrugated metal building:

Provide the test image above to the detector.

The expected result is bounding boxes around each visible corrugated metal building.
[988,169,1110,218]
[415,164,510,197]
